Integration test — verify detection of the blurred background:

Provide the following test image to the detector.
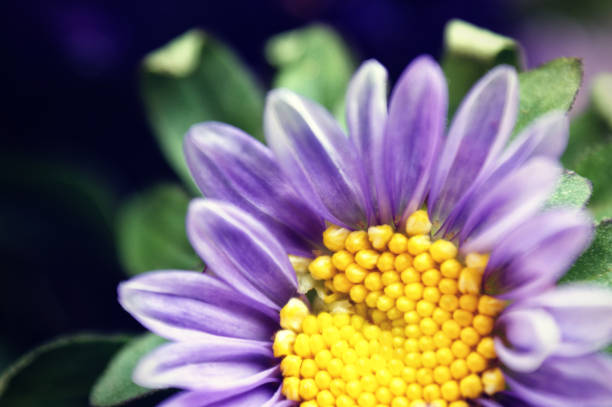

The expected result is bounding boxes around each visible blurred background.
[1,0,611,377]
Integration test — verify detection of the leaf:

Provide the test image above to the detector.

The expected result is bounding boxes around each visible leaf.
[564,73,612,169]
[575,142,612,221]
[91,334,166,406]
[560,220,612,286]
[117,183,202,276]
[544,170,592,210]
[266,24,356,120]
[141,29,265,188]
[514,58,583,134]
[442,19,523,116]
[0,334,129,407]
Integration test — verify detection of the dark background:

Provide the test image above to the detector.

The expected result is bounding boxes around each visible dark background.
[1,0,609,367]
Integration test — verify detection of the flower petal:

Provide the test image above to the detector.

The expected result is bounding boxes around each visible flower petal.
[265,89,370,228]
[504,354,612,407]
[521,285,612,357]
[429,66,518,227]
[494,308,561,373]
[118,271,278,341]
[187,200,297,311]
[184,122,324,256]
[379,55,447,225]
[346,59,388,223]
[460,158,561,253]
[483,209,592,299]
[134,338,277,392]
[441,111,569,235]
[160,384,285,407]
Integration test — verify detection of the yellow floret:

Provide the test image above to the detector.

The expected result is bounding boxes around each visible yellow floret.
[368,224,394,250]
[309,255,337,280]
[405,210,432,236]
[280,298,310,331]
[323,225,350,251]
[346,230,372,253]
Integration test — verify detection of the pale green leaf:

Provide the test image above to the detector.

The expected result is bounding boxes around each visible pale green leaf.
[117,184,202,276]
[266,24,355,120]
[544,170,592,210]
[141,29,264,188]
[91,334,166,406]
[515,58,582,134]
[561,220,612,286]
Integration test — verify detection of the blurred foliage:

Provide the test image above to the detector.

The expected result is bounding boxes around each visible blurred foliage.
[117,184,202,276]
[0,335,129,407]
[91,334,166,406]
[442,19,523,116]
[564,74,612,221]
[266,24,356,121]
[141,29,265,190]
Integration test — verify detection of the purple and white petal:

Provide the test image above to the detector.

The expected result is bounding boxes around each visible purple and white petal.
[483,209,592,299]
[159,384,286,407]
[346,59,388,223]
[429,65,518,229]
[134,338,277,392]
[118,271,278,341]
[459,158,561,253]
[187,200,297,311]
[379,55,447,225]
[184,122,324,256]
[504,354,612,407]
[265,89,371,229]
[494,308,561,373]
[442,111,569,235]
[520,285,612,357]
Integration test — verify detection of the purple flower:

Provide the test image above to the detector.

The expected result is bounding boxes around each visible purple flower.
[119,56,612,407]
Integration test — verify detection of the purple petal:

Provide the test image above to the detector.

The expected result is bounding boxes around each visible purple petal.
[494,308,561,373]
[379,55,447,225]
[184,123,324,256]
[521,285,612,357]
[483,209,592,299]
[460,158,561,253]
[346,59,389,223]
[504,354,612,407]
[134,338,277,392]
[429,65,518,227]
[265,89,371,228]
[118,270,278,341]
[160,384,286,407]
[187,200,297,311]
[441,111,569,235]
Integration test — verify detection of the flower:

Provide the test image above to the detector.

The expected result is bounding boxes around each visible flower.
[119,56,612,407]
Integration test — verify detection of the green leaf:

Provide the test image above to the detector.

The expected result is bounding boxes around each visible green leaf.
[561,220,612,286]
[544,170,592,210]
[266,24,356,120]
[441,19,523,116]
[564,73,612,169]
[575,142,612,221]
[117,183,202,276]
[91,334,166,406]
[0,334,129,407]
[141,29,265,188]
[514,58,583,134]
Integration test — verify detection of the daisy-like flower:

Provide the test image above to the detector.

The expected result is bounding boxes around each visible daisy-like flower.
[119,56,612,407]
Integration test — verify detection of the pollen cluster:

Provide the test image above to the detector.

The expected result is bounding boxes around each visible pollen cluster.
[274,210,507,406]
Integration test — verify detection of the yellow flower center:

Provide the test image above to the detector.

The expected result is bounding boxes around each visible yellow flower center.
[273,210,507,407]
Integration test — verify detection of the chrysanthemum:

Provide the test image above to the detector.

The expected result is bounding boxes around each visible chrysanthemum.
[119,56,612,407]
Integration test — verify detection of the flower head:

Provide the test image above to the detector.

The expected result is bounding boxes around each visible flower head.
[119,56,612,407]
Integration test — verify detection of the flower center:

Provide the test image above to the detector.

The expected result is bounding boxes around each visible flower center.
[273,210,506,407]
